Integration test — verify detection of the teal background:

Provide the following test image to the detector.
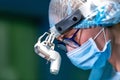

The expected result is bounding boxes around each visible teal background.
[0,0,90,80]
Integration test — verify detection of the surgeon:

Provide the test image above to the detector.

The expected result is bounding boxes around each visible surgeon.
[48,0,120,80]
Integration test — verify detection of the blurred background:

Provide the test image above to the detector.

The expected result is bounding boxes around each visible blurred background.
[0,0,90,80]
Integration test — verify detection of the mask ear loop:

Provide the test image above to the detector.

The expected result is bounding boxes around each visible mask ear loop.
[103,28,107,43]
[93,28,106,43]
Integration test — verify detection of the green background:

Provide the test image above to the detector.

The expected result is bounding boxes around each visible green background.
[0,0,90,80]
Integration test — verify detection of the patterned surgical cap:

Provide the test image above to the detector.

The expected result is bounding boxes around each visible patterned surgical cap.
[75,1,120,28]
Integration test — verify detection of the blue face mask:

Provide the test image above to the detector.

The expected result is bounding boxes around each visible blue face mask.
[66,28,112,70]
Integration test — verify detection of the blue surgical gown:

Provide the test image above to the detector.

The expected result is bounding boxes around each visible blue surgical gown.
[89,61,120,80]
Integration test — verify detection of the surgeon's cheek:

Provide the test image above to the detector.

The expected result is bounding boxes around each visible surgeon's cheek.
[66,45,75,52]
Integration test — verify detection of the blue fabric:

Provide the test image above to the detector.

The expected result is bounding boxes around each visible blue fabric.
[49,1,120,29]
[66,37,111,70]
[75,1,120,28]
[89,61,120,80]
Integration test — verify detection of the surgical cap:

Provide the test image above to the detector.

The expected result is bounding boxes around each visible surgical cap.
[49,0,120,28]
[75,1,120,28]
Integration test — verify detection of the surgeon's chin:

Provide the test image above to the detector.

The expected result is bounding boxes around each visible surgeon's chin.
[66,45,75,52]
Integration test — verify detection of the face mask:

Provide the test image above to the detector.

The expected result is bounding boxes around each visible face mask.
[66,28,111,70]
